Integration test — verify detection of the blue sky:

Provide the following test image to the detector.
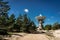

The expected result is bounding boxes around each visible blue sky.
[4,0,60,26]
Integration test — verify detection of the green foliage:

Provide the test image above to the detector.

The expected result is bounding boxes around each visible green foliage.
[26,21,36,33]
[9,14,15,24]
[15,14,23,32]
[52,22,60,30]
[44,22,60,30]
[44,24,52,30]
[8,14,36,33]
[0,0,10,29]
[19,14,36,33]
[7,14,16,32]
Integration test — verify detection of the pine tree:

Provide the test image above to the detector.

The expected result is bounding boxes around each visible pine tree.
[22,14,30,32]
[0,0,10,18]
[0,0,10,29]
[15,14,23,32]
[8,14,15,31]
[9,14,15,25]
[22,14,36,33]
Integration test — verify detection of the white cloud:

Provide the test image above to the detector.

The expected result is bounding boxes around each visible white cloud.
[24,9,29,13]
[39,14,42,16]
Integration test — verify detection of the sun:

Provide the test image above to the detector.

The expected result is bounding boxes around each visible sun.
[24,9,29,13]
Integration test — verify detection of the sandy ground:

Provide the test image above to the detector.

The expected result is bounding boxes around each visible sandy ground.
[7,32,60,40]
[20,34,50,40]
[10,30,60,40]
[10,33,60,40]
[11,33,52,40]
